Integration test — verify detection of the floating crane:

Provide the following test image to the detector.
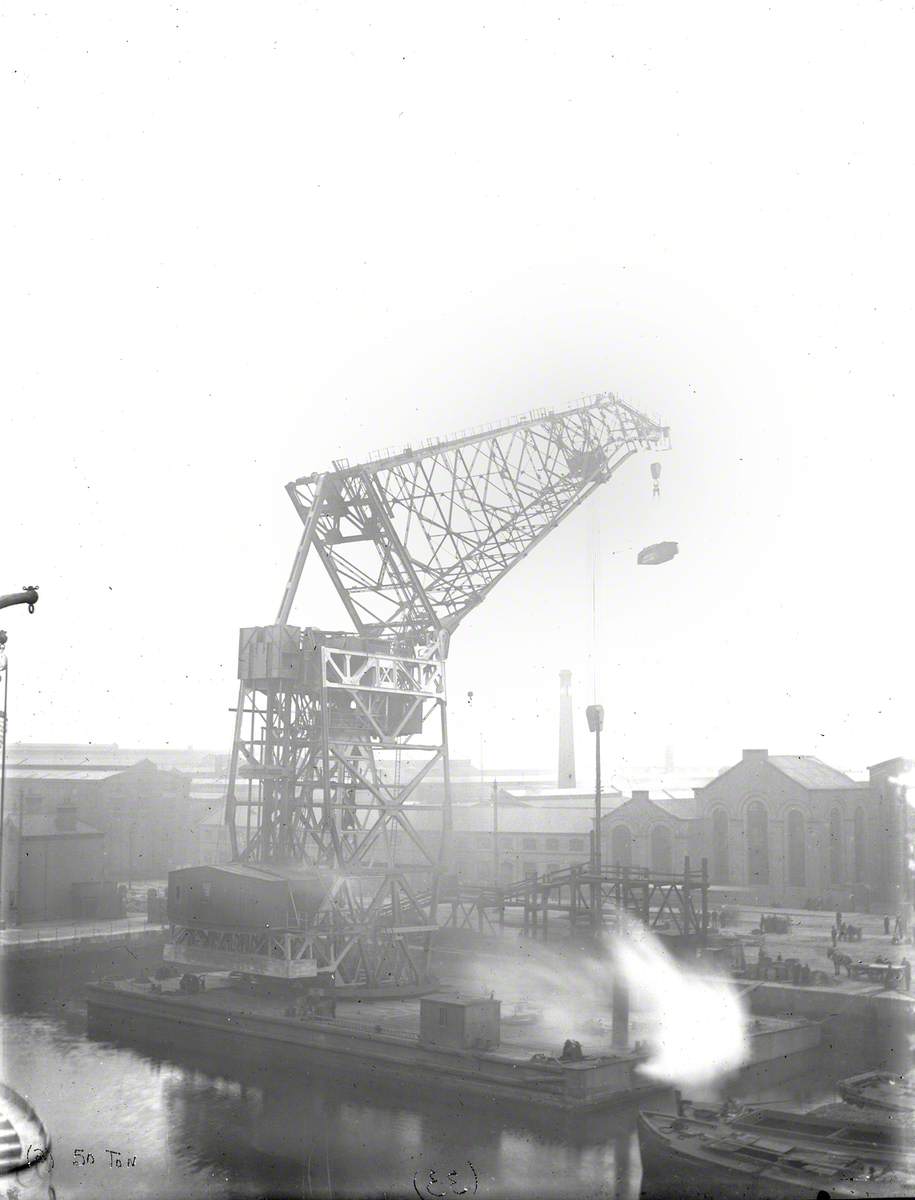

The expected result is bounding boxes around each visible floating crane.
[169,395,668,991]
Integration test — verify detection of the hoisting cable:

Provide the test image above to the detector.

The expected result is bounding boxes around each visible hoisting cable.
[590,501,601,706]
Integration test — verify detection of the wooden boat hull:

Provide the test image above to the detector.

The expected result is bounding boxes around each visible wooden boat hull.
[637,1110,913,1199]
[681,1100,914,1165]
[638,1111,769,1199]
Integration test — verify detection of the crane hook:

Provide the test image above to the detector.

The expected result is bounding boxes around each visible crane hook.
[650,462,662,498]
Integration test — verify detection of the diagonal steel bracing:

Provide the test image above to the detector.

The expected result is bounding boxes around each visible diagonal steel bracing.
[218,393,667,989]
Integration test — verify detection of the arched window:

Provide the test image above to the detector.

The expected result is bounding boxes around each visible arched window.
[854,807,867,882]
[746,801,770,885]
[650,825,673,874]
[786,810,806,887]
[829,809,843,884]
[611,824,633,868]
[712,808,729,883]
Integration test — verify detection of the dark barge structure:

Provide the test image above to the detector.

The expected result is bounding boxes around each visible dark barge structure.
[87,972,664,1113]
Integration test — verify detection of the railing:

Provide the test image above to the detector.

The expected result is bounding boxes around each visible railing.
[493,861,708,903]
[0,916,164,947]
[361,407,561,465]
[348,391,665,470]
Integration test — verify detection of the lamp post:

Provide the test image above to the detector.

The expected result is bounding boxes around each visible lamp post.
[586,704,604,934]
[128,820,134,889]
[492,779,499,887]
[901,774,912,923]
[0,635,8,928]
[0,588,39,931]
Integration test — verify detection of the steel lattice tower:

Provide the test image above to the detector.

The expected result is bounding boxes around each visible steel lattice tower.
[216,393,667,991]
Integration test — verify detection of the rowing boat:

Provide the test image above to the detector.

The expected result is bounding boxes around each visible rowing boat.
[680,1099,914,1162]
[638,1108,914,1199]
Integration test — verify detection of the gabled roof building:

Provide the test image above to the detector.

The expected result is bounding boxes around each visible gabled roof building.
[599,748,913,910]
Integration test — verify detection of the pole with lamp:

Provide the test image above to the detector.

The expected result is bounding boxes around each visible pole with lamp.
[899,768,914,931]
[0,587,40,930]
[491,779,499,887]
[582,541,679,908]
[581,529,677,1047]
[0,631,8,928]
[585,704,604,933]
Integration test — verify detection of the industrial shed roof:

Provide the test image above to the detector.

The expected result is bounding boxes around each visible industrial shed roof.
[405,802,596,835]
[501,786,623,803]
[768,756,866,790]
[8,757,144,772]
[171,863,278,881]
[610,771,717,794]
[8,742,219,770]
[4,768,126,782]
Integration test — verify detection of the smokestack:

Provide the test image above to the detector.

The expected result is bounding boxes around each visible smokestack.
[558,670,575,787]
[612,976,630,1049]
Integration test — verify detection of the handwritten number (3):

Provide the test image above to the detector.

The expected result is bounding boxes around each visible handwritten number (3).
[448,1168,468,1195]
[427,1169,446,1198]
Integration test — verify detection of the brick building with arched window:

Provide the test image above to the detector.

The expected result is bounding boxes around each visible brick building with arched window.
[599,749,913,911]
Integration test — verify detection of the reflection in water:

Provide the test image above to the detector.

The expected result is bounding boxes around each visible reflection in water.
[148,1032,636,1199]
[2,955,908,1199]
[4,1009,648,1199]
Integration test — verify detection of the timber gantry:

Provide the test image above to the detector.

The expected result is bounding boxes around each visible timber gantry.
[437,859,710,942]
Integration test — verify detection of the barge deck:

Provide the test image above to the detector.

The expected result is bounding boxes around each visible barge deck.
[87,976,663,1112]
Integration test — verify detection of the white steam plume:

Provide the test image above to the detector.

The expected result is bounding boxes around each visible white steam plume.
[613,925,748,1088]
[458,927,748,1090]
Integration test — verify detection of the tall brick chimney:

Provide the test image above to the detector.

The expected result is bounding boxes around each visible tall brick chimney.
[558,670,576,787]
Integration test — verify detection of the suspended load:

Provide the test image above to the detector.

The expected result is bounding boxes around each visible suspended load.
[637,541,678,566]
[650,461,662,497]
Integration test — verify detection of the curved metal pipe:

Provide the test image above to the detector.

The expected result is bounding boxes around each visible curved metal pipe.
[0,587,38,614]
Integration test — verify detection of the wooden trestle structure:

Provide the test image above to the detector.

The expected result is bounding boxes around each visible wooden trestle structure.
[438,858,710,943]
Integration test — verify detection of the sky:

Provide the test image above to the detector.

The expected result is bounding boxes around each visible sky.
[2,1,913,778]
